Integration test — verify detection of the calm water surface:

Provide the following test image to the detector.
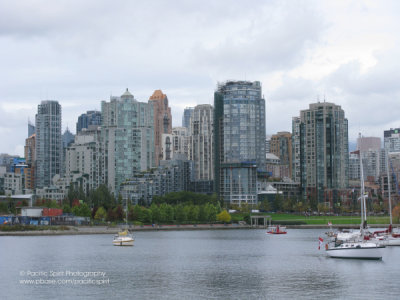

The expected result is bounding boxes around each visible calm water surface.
[1,229,400,299]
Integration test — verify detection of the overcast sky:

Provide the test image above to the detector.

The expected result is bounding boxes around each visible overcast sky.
[1,0,399,156]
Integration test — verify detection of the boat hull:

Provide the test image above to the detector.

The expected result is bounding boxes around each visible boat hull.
[378,236,400,247]
[326,246,383,260]
[113,238,134,246]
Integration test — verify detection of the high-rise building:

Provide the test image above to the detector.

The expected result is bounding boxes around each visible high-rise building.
[101,89,154,194]
[357,136,381,152]
[35,100,62,189]
[292,117,301,183]
[28,120,35,137]
[297,102,349,203]
[214,81,266,205]
[270,131,292,178]
[161,127,189,161]
[265,135,271,154]
[65,127,102,194]
[24,133,36,190]
[76,110,101,133]
[357,136,381,182]
[348,151,360,180]
[182,107,194,129]
[384,128,400,153]
[149,90,172,166]
[189,104,214,181]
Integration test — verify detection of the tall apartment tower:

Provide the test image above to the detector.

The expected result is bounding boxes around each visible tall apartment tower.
[182,107,194,129]
[76,110,101,133]
[214,81,266,205]
[270,131,292,178]
[35,100,62,188]
[148,90,172,166]
[65,127,102,194]
[24,133,36,190]
[292,117,301,183]
[298,102,349,203]
[161,127,189,161]
[357,136,381,182]
[189,104,214,181]
[384,128,400,153]
[28,120,35,137]
[101,89,154,194]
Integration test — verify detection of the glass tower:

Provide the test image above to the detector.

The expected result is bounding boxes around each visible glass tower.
[35,100,62,188]
[214,81,266,205]
[299,102,349,203]
[101,89,154,194]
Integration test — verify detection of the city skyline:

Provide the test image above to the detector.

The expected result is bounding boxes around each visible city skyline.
[1,1,400,156]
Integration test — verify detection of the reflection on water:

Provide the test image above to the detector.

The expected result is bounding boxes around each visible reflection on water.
[1,229,400,299]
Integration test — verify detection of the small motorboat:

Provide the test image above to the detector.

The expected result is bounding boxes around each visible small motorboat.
[266,224,287,234]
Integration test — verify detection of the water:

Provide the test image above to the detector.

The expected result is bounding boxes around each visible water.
[1,229,400,299]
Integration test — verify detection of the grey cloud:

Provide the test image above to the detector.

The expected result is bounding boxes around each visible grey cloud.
[193,1,325,74]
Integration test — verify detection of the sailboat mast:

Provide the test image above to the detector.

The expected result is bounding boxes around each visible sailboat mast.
[359,133,366,228]
[386,150,393,225]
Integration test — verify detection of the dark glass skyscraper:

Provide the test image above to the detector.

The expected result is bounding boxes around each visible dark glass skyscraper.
[214,81,266,205]
[35,100,62,188]
[298,102,349,204]
[76,110,101,133]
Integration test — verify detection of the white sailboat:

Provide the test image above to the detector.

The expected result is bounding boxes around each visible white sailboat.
[325,135,384,259]
[113,200,134,246]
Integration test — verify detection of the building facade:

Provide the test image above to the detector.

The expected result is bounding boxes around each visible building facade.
[189,104,214,181]
[76,110,102,133]
[292,117,301,183]
[270,131,292,178]
[148,90,172,166]
[298,102,349,204]
[35,100,62,189]
[65,127,102,194]
[182,107,194,129]
[214,81,266,205]
[161,127,189,161]
[101,89,154,194]
[384,128,400,153]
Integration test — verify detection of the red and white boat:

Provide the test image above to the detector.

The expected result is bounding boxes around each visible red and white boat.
[266,224,287,234]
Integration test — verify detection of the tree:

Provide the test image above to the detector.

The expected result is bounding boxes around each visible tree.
[0,202,8,214]
[198,205,207,222]
[205,203,217,223]
[165,204,174,223]
[216,210,231,223]
[188,205,199,222]
[258,200,271,212]
[94,207,107,221]
[62,204,71,214]
[72,203,91,217]
[282,198,293,212]
[114,205,124,221]
[141,208,152,224]
[150,203,160,223]
[129,205,143,222]
[273,194,283,212]
[393,204,400,223]
[175,205,187,223]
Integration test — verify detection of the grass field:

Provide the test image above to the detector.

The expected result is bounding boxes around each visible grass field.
[270,213,390,225]
[231,212,393,225]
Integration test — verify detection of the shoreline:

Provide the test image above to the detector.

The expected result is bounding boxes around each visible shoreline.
[0,224,394,236]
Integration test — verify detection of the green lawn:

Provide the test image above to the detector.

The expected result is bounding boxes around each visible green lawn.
[232,212,392,225]
[270,213,390,225]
